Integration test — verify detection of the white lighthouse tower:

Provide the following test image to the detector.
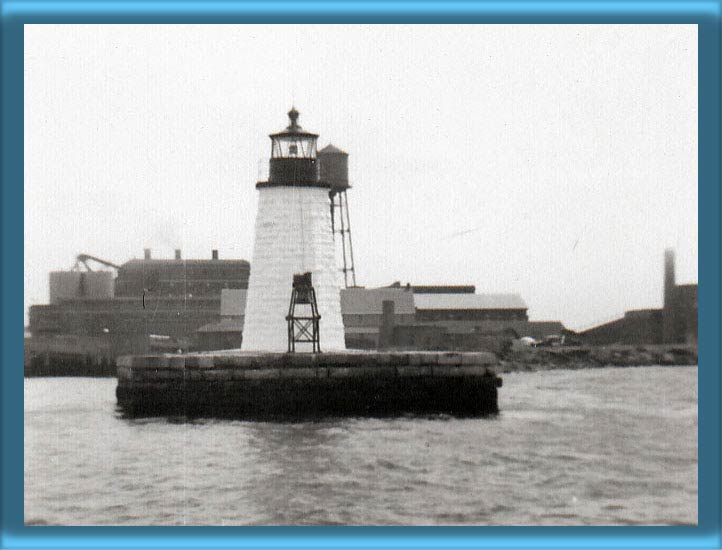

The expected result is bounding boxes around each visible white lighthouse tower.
[242,109,346,351]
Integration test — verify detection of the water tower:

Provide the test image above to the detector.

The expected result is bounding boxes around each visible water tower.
[318,144,357,288]
[242,109,346,351]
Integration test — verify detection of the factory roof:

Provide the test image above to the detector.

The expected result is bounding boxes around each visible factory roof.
[412,285,475,294]
[413,293,528,310]
[122,258,249,266]
[386,283,479,294]
[340,287,416,315]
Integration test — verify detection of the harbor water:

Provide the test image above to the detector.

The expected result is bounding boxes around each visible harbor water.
[24,366,697,526]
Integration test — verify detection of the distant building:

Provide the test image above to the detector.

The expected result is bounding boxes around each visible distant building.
[383,287,561,352]
[580,309,664,346]
[28,251,568,358]
[413,292,528,322]
[113,248,248,298]
[28,249,250,357]
[662,249,698,345]
[194,282,564,353]
[194,289,246,351]
[581,249,697,346]
[340,286,416,349]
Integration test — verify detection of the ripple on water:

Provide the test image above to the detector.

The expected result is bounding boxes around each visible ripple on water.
[24,368,697,526]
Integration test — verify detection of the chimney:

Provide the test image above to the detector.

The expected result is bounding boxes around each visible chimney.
[144,248,151,260]
[175,249,182,260]
[212,249,219,260]
[663,248,678,344]
[664,248,676,308]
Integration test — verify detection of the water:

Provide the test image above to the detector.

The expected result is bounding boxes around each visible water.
[24,366,697,526]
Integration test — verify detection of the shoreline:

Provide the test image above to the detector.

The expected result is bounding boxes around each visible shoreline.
[497,344,697,374]
[23,344,698,378]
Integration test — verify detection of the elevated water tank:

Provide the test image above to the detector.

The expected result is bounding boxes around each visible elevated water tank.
[317,143,349,191]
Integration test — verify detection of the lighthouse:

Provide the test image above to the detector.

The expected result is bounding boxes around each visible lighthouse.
[242,109,346,351]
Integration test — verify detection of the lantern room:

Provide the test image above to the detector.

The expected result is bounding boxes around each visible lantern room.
[260,108,328,188]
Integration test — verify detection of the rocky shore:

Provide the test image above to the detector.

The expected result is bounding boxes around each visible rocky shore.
[497,344,698,373]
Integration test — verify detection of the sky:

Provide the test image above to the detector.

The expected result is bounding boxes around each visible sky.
[24,24,698,331]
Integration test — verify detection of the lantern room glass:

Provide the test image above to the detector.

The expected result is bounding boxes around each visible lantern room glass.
[271,135,317,159]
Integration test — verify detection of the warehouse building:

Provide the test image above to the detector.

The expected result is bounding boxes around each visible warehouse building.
[377,286,563,352]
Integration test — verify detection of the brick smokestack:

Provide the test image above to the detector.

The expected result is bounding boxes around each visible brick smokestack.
[664,248,675,308]
[663,248,678,344]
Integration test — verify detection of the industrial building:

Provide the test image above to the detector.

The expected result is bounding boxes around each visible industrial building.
[27,248,565,366]
[581,249,697,346]
[29,245,694,366]
[27,249,250,365]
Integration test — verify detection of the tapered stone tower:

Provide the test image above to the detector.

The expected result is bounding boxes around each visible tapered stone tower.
[242,109,346,351]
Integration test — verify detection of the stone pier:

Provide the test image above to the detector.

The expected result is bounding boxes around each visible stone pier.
[116,351,502,419]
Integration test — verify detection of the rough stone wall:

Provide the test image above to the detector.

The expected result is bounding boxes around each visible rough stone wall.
[243,186,346,351]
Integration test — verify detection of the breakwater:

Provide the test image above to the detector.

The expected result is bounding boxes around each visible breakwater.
[116,351,502,419]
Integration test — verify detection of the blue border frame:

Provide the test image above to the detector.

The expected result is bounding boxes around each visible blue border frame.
[2,1,720,548]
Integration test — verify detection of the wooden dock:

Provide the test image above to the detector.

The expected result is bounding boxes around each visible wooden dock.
[116,351,502,419]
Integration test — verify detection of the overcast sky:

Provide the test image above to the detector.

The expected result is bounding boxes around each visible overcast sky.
[24,24,697,330]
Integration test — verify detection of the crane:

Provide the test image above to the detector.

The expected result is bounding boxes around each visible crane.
[73,254,122,272]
